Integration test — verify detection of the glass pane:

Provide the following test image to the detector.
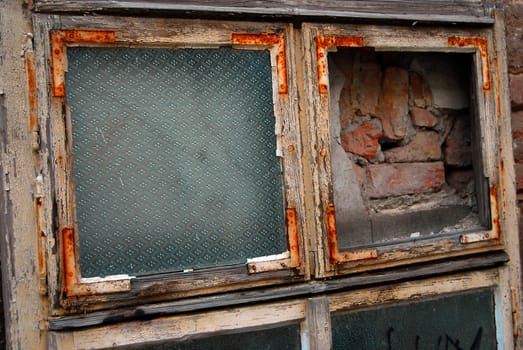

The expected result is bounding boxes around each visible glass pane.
[66,47,286,277]
[328,50,483,249]
[332,290,497,350]
[132,324,301,350]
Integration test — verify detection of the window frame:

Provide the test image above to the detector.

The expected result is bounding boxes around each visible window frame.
[301,22,506,277]
[37,16,306,307]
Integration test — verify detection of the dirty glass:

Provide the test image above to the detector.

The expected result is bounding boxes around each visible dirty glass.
[66,47,286,277]
[332,289,497,350]
[132,324,301,350]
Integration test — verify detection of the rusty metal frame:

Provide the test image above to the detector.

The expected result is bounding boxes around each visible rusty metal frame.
[316,35,364,95]
[248,208,301,273]
[326,204,378,265]
[448,36,491,92]
[62,228,132,297]
[51,30,116,97]
[231,33,288,95]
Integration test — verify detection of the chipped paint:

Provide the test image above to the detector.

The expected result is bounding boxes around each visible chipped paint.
[316,36,364,94]
[231,33,288,94]
[51,30,116,97]
[448,36,490,91]
[62,227,131,296]
[248,208,300,273]
[326,204,377,264]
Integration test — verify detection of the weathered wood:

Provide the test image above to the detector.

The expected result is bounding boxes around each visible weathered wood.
[48,251,508,330]
[48,268,501,349]
[50,299,306,349]
[33,14,308,313]
[0,2,48,350]
[33,0,495,25]
[305,297,332,350]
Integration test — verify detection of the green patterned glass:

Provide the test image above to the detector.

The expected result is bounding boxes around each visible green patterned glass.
[66,47,286,277]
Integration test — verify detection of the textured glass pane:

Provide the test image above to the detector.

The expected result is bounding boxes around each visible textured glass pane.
[66,47,286,277]
[133,324,301,350]
[332,290,496,350]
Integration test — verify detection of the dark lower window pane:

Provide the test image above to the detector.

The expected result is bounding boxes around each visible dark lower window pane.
[133,324,301,350]
[332,290,497,350]
[66,47,286,277]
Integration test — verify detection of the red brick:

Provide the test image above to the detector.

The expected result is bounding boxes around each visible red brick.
[338,61,381,128]
[444,115,472,167]
[505,3,523,73]
[510,74,523,107]
[352,62,381,116]
[512,110,523,138]
[378,66,410,141]
[514,137,523,163]
[409,71,432,108]
[446,169,474,194]
[365,162,445,198]
[384,131,441,163]
[341,120,383,160]
[410,107,438,128]
[514,162,523,191]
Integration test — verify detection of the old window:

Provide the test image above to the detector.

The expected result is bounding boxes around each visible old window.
[302,23,503,274]
[32,6,519,350]
[44,22,304,300]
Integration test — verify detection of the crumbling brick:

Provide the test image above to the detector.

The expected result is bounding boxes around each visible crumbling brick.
[411,107,438,128]
[378,66,411,141]
[340,119,383,160]
[365,162,445,198]
[384,131,441,163]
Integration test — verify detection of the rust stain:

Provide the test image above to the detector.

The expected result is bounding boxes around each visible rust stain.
[494,56,502,118]
[448,36,490,91]
[326,204,340,264]
[26,51,38,131]
[286,208,300,268]
[62,227,78,296]
[35,197,46,294]
[51,30,116,97]
[490,186,500,240]
[316,36,364,94]
[232,33,288,94]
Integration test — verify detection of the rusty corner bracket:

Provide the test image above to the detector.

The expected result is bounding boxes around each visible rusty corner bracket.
[247,208,301,274]
[62,227,131,297]
[448,36,491,91]
[231,33,288,95]
[326,204,377,265]
[51,30,116,97]
[460,186,500,244]
[316,36,364,95]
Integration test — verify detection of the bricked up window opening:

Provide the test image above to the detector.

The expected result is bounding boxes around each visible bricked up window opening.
[328,49,487,249]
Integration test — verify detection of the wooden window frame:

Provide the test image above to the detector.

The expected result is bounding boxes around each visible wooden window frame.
[36,16,306,309]
[301,23,507,277]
